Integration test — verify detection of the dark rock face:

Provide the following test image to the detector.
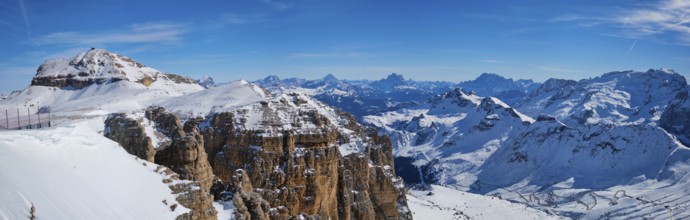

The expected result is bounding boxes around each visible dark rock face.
[660,89,690,145]
[105,107,217,220]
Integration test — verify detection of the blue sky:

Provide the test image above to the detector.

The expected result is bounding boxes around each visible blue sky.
[1,0,690,92]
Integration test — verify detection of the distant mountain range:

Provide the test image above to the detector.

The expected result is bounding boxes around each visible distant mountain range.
[252,72,540,118]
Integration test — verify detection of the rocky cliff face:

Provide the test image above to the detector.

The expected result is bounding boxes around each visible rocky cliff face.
[105,107,217,220]
[105,92,411,219]
[660,88,690,145]
[201,93,411,219]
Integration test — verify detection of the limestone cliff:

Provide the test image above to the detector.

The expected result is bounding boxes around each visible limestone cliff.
[202,93,412,220]
[105,92,412,219]
[105,107,217,220]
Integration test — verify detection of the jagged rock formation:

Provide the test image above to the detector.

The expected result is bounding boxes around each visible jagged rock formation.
[200,92,412,219]
[105,107,217,219]
[30,48,198,89]
[154,165,217,220]
[106,92,411,219]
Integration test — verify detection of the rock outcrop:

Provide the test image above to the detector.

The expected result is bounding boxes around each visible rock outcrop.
[202,93,412,220]
[105,107,217,219]
[105,92,412,220]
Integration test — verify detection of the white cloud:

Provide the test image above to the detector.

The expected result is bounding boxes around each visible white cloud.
[553,0,690,45]
[259,0,290,10]
[34,22,190,46]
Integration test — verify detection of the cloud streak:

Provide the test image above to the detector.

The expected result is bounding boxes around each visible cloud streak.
[34,22,190,46]
[480,59,502,64]
[627,40,637,55]
[553,0,690,45]
[17,0,40,49]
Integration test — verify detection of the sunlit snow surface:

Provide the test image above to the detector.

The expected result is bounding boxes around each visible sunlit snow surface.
[408,185,564,220]
[0,119,188,220]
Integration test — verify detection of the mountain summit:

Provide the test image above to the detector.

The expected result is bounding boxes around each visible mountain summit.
[30,48,196,89]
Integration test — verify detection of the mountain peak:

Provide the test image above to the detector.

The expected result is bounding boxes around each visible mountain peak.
[323,73,338,83]
[370,73,407,91]
[31,48,161,89]
[385,73,405,82]
[476,72,507,80]
[197,75,215,89]
[263,75,281,82]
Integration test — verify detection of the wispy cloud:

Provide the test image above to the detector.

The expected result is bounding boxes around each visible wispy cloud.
[2,0,41,49]
[480,59,502,63]
[626,40,637,55]
[34,22,190,46]
[220,13,268,25]
[259,0,291,10]
[552,0,690,45]
[18,0,30,36]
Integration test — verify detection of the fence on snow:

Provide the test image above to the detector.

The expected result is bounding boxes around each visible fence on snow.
[0,106,51,130]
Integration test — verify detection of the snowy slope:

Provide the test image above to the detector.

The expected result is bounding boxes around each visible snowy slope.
[0,119,190,220]
[408,185,563,220]
[158,80,267,118]
[476,119,689,189]
[0,80,202,116]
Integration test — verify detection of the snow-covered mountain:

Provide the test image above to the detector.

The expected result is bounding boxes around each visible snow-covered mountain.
[0,49,414,220]
[255,73,456,118]
[516,69,687,126]
[1,49,204,117]
[364,69,690,219]
[458,73,540,105]
[364,88,534,186]
[197,75,216,89]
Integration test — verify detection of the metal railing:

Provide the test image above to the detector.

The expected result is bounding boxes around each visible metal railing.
[0,107,51,130]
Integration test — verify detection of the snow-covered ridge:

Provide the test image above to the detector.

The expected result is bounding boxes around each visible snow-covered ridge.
[159,80,268,118]
[1,49,205,118]
[517,68,688,126]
